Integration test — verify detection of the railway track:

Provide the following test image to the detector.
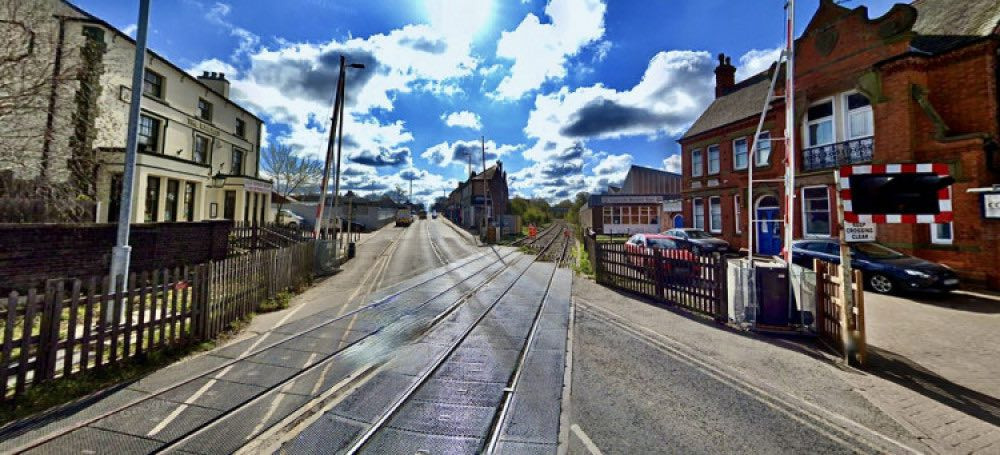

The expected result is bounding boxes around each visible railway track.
[8,249,522,454]
[517,220,575,266]
[323,222,571,454]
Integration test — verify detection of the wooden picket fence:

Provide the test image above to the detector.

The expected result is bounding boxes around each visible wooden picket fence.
[588,238,727,320]
[813,259,867,364]
[0,241,315,401]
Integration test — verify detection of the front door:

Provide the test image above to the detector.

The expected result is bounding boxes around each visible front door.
[673,214,684,228]
[756,196,781,255]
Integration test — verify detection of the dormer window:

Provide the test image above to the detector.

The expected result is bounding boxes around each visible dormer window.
[806,101,834,147]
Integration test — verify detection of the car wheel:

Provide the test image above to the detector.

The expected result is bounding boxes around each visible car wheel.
[868,273,895,294]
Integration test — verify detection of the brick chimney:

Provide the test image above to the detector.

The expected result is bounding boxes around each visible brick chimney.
[714,53,736,98]
[197,71,230,98]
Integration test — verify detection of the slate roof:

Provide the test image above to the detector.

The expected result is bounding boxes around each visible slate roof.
[911,0,1000,54]
[680,70,774,141]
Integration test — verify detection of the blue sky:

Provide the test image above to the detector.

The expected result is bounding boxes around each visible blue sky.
[75,0,899,204]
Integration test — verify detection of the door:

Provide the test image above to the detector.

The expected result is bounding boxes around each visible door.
[756,196,781,255]
[673,214,684,228]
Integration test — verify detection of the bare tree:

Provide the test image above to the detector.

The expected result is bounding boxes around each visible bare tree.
[261,143,323,211]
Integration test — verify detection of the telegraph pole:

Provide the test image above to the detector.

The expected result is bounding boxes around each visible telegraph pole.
[109,0,151,299]
[314,56,345,240]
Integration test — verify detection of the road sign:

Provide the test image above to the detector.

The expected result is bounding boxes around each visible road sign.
[840,163,954,223]
[843,222,876,242]
[983,192,1000,219]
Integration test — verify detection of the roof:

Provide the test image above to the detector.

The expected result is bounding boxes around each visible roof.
[910,0,1000,54]
[60,1,263,124]
[680,70,774,141]
[472,164,499,181]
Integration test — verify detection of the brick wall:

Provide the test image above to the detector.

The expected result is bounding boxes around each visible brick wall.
[0,221,232,292]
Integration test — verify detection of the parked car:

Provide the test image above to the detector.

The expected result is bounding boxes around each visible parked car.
[431,212,438,219]
[661,228,730,255]
[624,234,700,277]
[276,209,304,228]
[791,239,959,294]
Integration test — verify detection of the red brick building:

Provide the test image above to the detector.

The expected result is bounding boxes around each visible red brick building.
[680,0,1000,288]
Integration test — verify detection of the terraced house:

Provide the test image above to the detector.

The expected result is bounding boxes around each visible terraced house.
[1,0,270,224]
[680,0,1000,288]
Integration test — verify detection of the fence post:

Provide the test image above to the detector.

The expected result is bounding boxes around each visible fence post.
[653,248,665,301]
[715,257,727,322]
[36,280,63,382]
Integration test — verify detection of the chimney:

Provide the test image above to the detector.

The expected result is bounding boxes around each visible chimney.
[714,53,736,98]
[197,71,230,99]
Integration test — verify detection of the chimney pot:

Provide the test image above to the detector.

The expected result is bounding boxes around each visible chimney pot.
[202,71,210,77]
[714,53,736,98]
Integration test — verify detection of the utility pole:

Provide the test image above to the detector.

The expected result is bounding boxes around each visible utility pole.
[330,64,348,254]
[109,0,151,301]
[481,136,488,239]
[314,56,346,240]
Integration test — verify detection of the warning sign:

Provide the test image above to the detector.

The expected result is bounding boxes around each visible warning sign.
[844,222,876,243]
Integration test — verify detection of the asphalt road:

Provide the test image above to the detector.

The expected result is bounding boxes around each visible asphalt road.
[568,306,867,454]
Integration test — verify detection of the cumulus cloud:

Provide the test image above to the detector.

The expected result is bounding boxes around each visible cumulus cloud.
[663,154,681,173]
[592,153,632,176]
[122,23,137,38]
[736,47,782,80]
[421,140,522,168]
[493,0,607,100]
[348,147,411,167]
[441,111,482,130]
[187,58,239,78]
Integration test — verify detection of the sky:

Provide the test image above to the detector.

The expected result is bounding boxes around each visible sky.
[74,0,900,205]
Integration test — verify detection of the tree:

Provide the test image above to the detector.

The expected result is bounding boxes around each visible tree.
[261,143,322,211]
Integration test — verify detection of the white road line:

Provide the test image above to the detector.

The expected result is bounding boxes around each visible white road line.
[570,424,604,455]
[246,352,319,439]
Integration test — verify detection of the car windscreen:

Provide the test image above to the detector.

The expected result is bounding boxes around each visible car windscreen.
[647,238,676,249]
[852,243,905,259]
[684,230,713,239]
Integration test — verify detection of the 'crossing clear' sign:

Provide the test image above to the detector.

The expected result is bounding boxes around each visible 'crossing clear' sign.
[844,222,876,243]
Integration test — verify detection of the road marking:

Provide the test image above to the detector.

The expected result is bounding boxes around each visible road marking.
[576,301,922,455]
[570,424,604,455]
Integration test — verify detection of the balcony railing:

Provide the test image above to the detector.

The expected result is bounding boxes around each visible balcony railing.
[802,136,873,172]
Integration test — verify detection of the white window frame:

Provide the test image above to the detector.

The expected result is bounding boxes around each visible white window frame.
[754,131,771,167]
[734,194,741,234]
[708,196,722,234]
[801,185,831,238]
[732,137,748,170]
[931,188,954,244]
[692,198,704,230]
[804,97,836,147]
[691,149,703,177]
[843,91,874,140]
[707,145,720,175]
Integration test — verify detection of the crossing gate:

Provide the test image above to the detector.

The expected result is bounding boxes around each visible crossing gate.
[813,259,867,364]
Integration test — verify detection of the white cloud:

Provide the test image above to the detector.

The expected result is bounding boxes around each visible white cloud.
[663,154,681,173]
[736,47,782,80]
[592,153,631,176]
[205,2,259,59]
[187,58,239,78]
[421,139,521,168]
[493,0,607,100]
[441,111,482,130]
[122,23,137,37]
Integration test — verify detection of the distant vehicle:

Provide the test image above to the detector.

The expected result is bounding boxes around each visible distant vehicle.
[624,234,699,277]
[662,228,730,255]
[431,212,438,219]
[791,239,959,294]
[418,211,427,219]
[395,210,413,227]
[276,209,304,228]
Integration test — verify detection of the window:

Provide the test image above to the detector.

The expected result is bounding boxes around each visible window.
[138,115,160,153]
[755,132,771,167]
[108,174,122,223]
[806,101,834,146]
[612,207,621,224]
[144,176,160,223]
[931,188,953,244]
[691,149,703,177]
[845,93,873,139]
[802,186,831,237]
[244,191,251,222]
[183,182,196,221]
[231,148,245,175]
[236,118,246,138]
[707,145,720,175]
[224,190,236,219]
[143,70,163,98]
[732,138,748,170]
[602,206,612,224]
[692,198,704,230]
[734,195,741,233]
[164,179,179,222]
[709,197,722,233]
[198,98,213,121]
[193,135,209,164]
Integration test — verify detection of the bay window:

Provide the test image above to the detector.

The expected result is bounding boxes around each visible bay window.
[845,92,873,139]
[806,101,834,147]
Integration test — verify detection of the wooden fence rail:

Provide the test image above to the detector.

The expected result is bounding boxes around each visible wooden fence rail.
[0,241,315,402]
[588,238,727,320]
[813,259,866,363]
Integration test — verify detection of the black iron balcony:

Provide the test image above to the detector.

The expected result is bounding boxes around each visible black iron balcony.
[802,136,873,172]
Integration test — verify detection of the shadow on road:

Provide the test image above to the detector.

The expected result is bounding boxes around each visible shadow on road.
[865,346,1000,426]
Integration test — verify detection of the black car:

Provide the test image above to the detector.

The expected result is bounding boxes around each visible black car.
[662,228,730,255]
[791,239,959,294]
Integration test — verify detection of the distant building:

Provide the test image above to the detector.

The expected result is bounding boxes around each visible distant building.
[580,165,682,235]
[1,0,271,224]
[445,161,509,230]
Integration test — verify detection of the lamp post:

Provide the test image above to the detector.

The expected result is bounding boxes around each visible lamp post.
[109,0,151,299]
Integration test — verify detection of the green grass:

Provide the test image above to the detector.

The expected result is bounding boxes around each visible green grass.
[258,290,294,313]
[572,243,594,277]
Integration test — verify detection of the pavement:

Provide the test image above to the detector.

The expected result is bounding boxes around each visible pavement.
[567,276,1000,454]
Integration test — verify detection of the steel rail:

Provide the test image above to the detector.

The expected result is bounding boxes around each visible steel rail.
[10,240,505,454]
[345,224,566,454]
